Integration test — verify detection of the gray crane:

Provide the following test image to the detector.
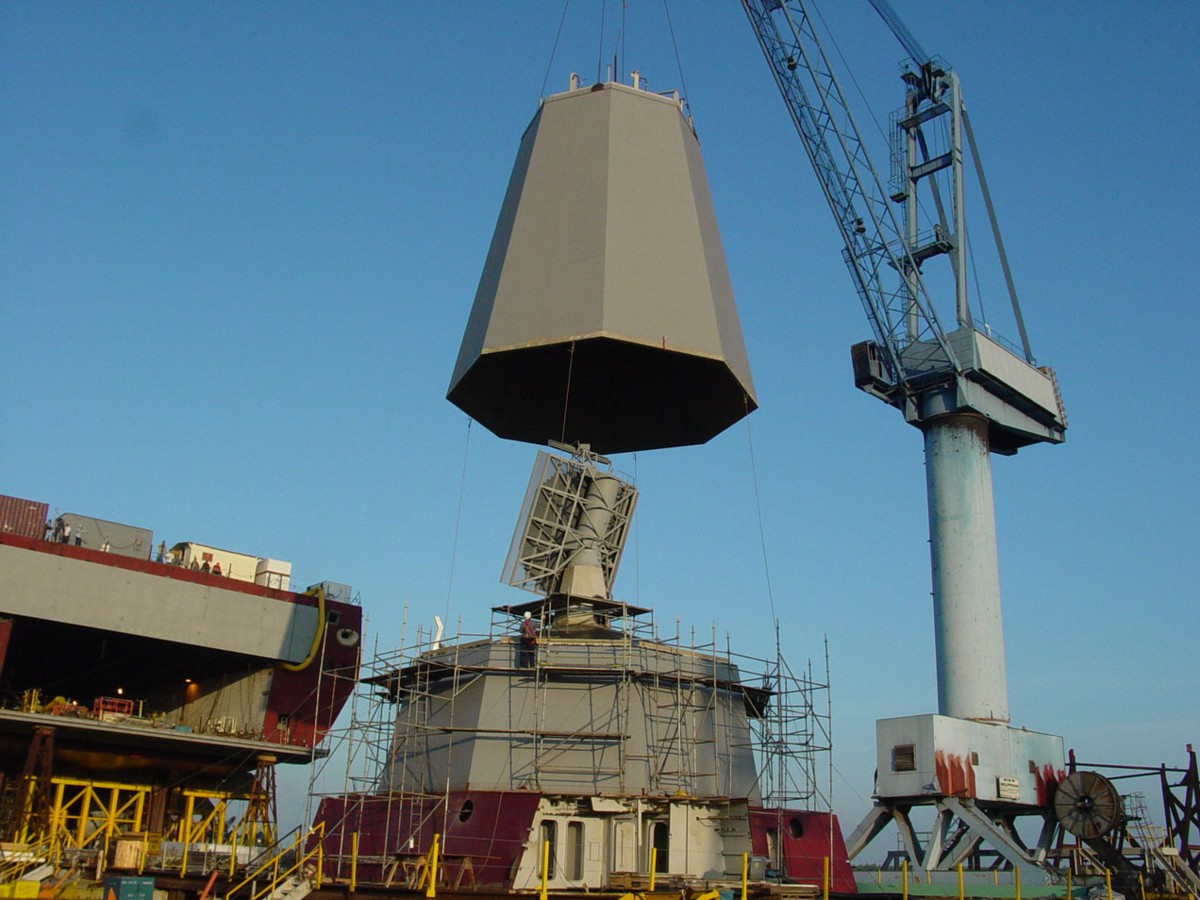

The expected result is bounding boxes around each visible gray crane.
[742,0,1069,875]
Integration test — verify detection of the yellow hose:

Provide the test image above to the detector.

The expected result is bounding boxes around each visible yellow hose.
[282,585,326,672]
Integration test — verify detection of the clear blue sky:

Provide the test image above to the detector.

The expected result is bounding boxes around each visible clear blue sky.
[3,2,1197,845]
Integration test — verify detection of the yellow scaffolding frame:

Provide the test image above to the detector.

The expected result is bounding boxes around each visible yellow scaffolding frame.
[22,776,278,872]
[49,778,147,859]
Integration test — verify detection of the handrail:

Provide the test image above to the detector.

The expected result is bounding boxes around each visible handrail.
[223,822,324,900]
[0,833,56,883]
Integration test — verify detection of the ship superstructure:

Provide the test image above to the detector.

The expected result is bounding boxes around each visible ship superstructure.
[311,450,853,893]
[311,72,855,895]
[0,493,361,884]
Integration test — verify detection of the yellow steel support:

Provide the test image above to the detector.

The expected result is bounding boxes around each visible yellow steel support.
[741,851,748,900]
[18,773,266,876]
[76,783,91,847]
[649,848,657,891]
[956,863,964,900]
[181,791,227,846]
[180,794,196,876]
[823,856,830,900]
[47,778,149,852]
[901,859,908,900]
[426,833,440,899]
[539,839,549,900]
[350,831,359,892]
[1015,865,1022,900]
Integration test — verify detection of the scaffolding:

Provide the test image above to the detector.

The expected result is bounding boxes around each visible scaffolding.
[307,597,832,836]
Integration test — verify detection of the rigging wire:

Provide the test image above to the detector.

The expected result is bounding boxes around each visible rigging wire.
[812,1,891,151]
[540,0,571,98]
[744,410,777,625]
[814,1,945,259]
[539,0,573,98]
[632,451,640,606]
[661,0,691,110]
[967,221,990,329]
[558,341,576,444]
[595,0,607,84]
[619,0,627,82]
[443,418,473,625]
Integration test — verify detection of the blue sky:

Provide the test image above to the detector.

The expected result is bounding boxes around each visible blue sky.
[3,2,1197,845]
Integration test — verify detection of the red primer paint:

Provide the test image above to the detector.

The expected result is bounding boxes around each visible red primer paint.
[312,790,541,888]
[748,808,856,893]
[934,750,976,798]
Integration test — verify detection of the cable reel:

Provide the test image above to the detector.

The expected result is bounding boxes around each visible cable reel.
[1054,770,1123,839]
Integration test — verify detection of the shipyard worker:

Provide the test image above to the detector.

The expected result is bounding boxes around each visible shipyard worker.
[62,522,71,544]
[212,562,222,576]
[518,611,539,668]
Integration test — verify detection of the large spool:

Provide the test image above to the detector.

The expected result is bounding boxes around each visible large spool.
[448,78,756,455]
[1054,771,1122,839]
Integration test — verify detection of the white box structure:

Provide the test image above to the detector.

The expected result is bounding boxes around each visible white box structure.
[875,713,1065,807]
[255,558,292,591]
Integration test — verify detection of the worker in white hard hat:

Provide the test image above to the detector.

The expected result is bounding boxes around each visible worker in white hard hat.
[518,610,539,668]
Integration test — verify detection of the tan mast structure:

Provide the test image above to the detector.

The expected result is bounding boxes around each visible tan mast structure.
[309,74,855,894]
[448,76,755,454]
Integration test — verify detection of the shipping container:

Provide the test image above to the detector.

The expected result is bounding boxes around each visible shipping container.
[0,494,49,540]
[169,542,272,584]
[61,513,153,559]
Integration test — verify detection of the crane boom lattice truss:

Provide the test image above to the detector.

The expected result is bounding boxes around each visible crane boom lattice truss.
[742,0,955,391]
[741,0,1072,878]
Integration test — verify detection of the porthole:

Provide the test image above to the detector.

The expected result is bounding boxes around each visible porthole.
[336,628,360,647]
[459,800,474,822]
[788,818,803,839]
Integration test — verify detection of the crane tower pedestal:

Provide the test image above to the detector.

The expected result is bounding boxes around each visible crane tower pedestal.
[924,412,1008,724]
[847,714,1066,877]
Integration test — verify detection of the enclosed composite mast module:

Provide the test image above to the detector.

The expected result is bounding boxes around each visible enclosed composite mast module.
[312,73,856,893]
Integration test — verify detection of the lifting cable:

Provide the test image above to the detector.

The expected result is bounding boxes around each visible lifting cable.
[632,451,640,606]
[443,417,473,626]
[539,0,572,98]
[662,0,691,112]
[743,401,777,625]
[595,0,608,84]
[558,341,577,445]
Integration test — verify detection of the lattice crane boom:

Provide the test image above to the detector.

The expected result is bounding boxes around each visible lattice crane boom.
[742,0,1067,730]
[742,0,955,394]
[740,1,1079,873]
[742,0,1065,452]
